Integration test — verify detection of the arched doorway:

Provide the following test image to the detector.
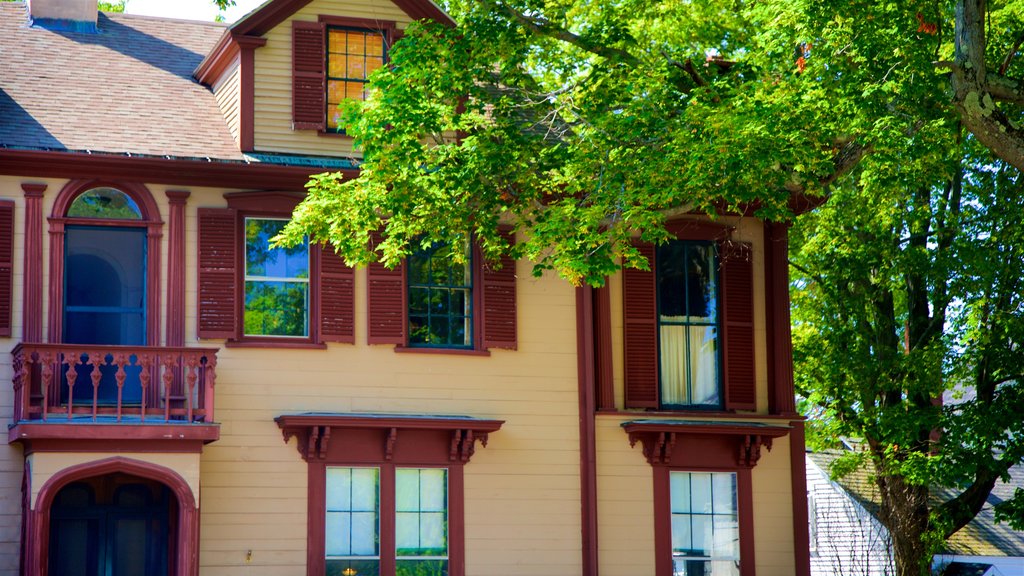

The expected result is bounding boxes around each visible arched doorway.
[31,457,199,576]
[48,473,175,576]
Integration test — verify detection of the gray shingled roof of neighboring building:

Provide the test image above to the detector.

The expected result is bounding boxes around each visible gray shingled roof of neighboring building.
[0,2,244,160]
[808,450,1024,558]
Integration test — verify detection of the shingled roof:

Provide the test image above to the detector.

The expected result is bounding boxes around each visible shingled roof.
[809,450,1024,558]
[0,2,243,160]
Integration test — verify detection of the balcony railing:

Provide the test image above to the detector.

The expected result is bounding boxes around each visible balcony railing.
[12,343,218,425]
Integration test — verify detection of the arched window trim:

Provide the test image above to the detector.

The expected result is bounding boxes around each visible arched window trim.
[47,179,163,345]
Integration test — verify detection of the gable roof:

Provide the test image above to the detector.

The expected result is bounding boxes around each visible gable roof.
[808,450,1024,558]
[229,0,453,37]
[0,3,244,161]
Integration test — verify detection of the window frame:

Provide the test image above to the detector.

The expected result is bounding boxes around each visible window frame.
[241,216,312,340]
[655,239,724,410]
[668,470,741,574]
[317,15,395,136]
[406,240,477,350]
[276,414,503,576]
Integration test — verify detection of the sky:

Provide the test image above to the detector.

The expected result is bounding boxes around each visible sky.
[123,0,268,23]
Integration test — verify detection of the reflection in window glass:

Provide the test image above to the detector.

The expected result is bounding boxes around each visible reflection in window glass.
[396,468,448,576]
[657,241,719,407]
[67,188,143,219]
[326,467,380,576]
[670,472,739,576]
[244,218,309,337]
[408,241,472,348]
[326,27,387,129]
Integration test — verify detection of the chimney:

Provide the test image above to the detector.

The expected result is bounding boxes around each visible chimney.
[28,0,99,33]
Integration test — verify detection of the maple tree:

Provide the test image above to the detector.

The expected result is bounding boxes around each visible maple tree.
[276,2,1024,574]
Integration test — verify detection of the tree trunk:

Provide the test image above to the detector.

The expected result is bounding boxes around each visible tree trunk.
[876,469,932,576]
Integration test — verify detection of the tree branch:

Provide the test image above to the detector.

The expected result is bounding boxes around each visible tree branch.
[998,31,1024,75]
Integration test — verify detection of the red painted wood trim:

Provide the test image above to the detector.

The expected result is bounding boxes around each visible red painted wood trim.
[31,456,200,576]
[0,149,359,191]
[622,242,658,408]
[393,346,490,356]
[380,464,397,576]
[47,180,162,344]
[738,468,755,576]
[22,184,45,342]
[276,414,504,435]
[766,222,797,415]
[193,31,239,86]
[575,287,600,576]
[305,461,326,576]
[229,0,453,37]
[0,200,15,338]
[598,410,799,421]
[237,36,267,152]
[448,465,466,576]
[224,340,327,349]
[319,15,397,31]
[721,241,756,411]
[9,423,219,446]
[664,219,733,240]
[14,438,212,455]
[223,190,304,212]
[790,420,811,576]
[594,282,615,411]
[166,191,190,347]
[652,468,672,576]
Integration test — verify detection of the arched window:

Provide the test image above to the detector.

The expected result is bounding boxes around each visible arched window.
[67,187,143,220]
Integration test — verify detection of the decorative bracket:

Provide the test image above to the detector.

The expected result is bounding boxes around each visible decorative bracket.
[450,429,490,462]
[628,430,677,465]
[738,434,773,467]
[622,420,790,469]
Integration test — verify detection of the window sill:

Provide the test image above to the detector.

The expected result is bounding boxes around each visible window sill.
[394,346,490,357]
[225,339,328,350]
[597,409,797,420]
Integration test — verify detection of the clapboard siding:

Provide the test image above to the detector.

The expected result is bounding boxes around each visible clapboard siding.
[213,57,242,144]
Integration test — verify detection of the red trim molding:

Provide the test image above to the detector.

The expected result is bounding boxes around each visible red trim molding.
[790,419,811,576]
[237,35,267,152]
[765,222,797,416]
[166,191,191,347]
[226,0,454,38]
[22,184,46,343]
[0,149,359,191]
[28,456,200,576]
[275,413,502,576]
[575,287,600,575]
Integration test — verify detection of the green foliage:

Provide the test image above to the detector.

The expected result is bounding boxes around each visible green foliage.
[97,1,126,12]
[277,3,1024,571]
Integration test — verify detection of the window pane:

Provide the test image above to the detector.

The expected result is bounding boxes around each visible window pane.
[408,242,472,348]
[328,54,348,78]
[689,326,719,405]
[660,325,687,406]
[328,80,347,104]
[671,514,692,554]
[365,56,384,75]
[657,242,687,319]
[364,34,384,56]
[346,31,366,54]
[244,281,308,337]
[712,474,736,513]
[395,512,420,552]
[687,245,717,322]
[670,473,691,513]
[67,188,142,219]
[419,513,446,550]
[326,468,379,560]
[326,559,380,576]
[328,29,346,53]
[396,468,448,557]
[245,219,308,279]
[396,469,420,512]
[348,58,367,79]
[691,474,712,513]
[396,560,448,576]
[419,469,446,511]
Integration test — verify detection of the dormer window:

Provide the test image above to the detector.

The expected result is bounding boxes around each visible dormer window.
[326,27,386,129]
[291,17,394,132]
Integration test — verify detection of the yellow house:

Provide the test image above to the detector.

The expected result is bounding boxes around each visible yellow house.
[0,1,810,575]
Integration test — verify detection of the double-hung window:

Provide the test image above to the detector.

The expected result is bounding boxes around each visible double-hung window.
[326,27,385,129]
[657,241,720,408]
[325,466,450,576]
[670,471,739,576]
[407,241,473,348]
[243,218,310,338]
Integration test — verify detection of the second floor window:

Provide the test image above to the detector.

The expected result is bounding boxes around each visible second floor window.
[327,27,386,129]
[670,471,740,575]
[657,241,720,408]
[408,241,473,348]
[243,218,309,338]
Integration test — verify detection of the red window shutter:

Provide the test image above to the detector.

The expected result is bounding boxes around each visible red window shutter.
[623,242,659,409]
[721,241,756,411]
[292,20,325,130]
[197,208,238,339]
[319,244,355,343]
[0,201,13,337]
[480,230,517,350]
[366,233,405,344]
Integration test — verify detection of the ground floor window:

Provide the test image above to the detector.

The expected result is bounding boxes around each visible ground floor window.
[325,466,449,576]
[670,471,739,576]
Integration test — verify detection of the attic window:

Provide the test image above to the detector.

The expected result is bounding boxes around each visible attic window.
[326,27,386,129]
[67,188,143,220]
